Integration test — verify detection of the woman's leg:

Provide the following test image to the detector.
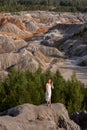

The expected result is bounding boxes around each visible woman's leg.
[47,100,51,107]
[49,99,51,108]
[47,101,49,106]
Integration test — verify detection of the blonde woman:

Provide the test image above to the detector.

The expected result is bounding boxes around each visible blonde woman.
[46,79,54,107]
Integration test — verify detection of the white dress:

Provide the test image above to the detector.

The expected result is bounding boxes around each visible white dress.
[46,84,52,102]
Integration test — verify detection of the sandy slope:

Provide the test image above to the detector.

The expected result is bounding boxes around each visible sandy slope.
[0,11,87,86]
[57,59,87,87]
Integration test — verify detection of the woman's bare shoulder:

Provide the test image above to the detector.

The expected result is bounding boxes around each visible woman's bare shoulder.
[46,83,48,86]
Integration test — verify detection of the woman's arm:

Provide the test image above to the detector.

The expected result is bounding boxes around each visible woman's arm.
[51,81,54,89]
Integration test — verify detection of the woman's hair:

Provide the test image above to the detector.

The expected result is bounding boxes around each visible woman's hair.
[48,79,53,84]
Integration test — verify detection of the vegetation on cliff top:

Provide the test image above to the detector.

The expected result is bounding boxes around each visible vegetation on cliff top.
[0,0,87,12]
[0,68,87,114]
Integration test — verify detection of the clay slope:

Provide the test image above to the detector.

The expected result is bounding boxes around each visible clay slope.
[54,25,87,86]
[0,103,80,130]
[0,11,87,85]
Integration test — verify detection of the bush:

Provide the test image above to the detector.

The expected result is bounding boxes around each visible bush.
[0,0,87,12]
[0,69,86,114]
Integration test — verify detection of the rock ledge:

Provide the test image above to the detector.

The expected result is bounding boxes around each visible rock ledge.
[0,103,80,130]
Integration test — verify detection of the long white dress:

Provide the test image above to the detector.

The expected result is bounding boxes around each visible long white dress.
[46,83,52,102]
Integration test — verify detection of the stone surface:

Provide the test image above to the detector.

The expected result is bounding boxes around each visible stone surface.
[0,35,28,53]
[76,55,87,66]
[0,103,80,130]
[71,111,87,130]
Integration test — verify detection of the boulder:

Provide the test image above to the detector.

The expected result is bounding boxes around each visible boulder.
[0,103,80,130]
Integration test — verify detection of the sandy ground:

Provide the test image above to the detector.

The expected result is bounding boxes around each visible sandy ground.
[58,59,87,87]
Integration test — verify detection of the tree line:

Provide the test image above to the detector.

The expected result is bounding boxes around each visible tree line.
[0,68,87,114]
[0,0,87,12]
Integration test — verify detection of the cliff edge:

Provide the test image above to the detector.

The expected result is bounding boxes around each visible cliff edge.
[0,103,80,130]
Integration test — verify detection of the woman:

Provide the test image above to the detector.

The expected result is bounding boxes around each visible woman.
[45,79,54,107]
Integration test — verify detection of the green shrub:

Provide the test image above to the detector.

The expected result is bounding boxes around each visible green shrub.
[0,69,86,114]
[0,0,87,12]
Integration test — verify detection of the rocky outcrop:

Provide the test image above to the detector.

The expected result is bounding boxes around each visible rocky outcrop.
[39,46,64,58]
[0,103,80,130]
[13,55,39,72]
[0,35,28,53]
[0,50,40,72]
[71,111,87,130]
[75,55,87,66]
[0,22,25,34]
[0,53,20,71]
[25,20,39,33]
